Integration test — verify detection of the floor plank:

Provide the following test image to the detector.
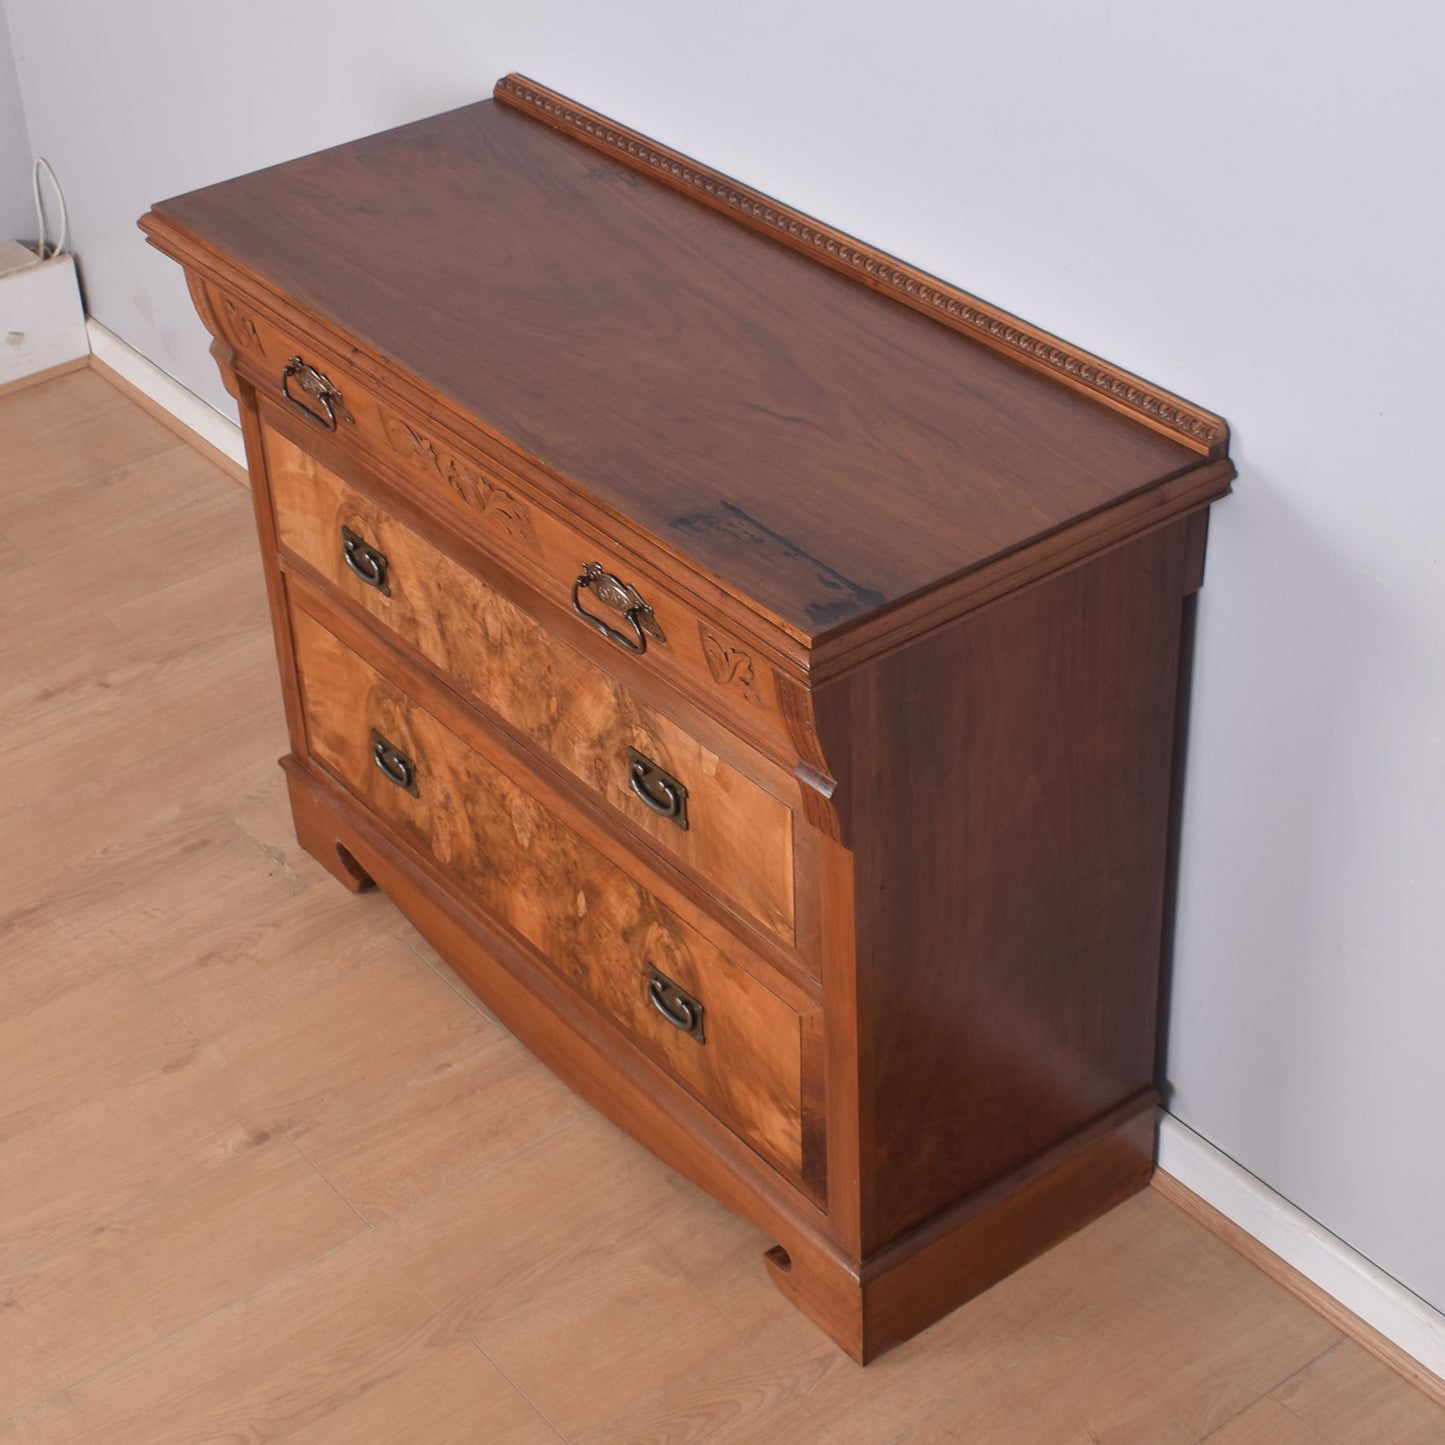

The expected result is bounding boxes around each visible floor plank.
[273,1338,563,1445]
[1,807,305,1021]
[0,1230,456,1444]
[0,966,194,1140]
[0,529,27,573]
[0,388,178,502]
[0,440,241,565]
[290,1019,589,1223]
[0,628,277,823]
[104,550,272,659]
[130,880,424,1042]
[0,1135,361,1420]
[384,1112,788,1441]
[0,369,130,462]
[1272,1341,1445,1444]
[0,951,484,1277]
[1204,1397,1329,1444]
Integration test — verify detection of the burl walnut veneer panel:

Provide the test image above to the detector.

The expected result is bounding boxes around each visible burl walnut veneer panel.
[141,73,1233,1361]
[265,425,798,946]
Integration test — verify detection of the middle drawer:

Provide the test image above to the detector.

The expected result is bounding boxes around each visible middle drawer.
[264,423,795,945]
[288,604,813,1185]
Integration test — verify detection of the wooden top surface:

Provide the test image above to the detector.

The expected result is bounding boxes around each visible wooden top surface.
[147,91,1213,641]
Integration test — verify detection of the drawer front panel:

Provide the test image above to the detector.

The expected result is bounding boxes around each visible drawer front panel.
[266,426,796,943]
[290,605,808,1179]
[211,285,805,758]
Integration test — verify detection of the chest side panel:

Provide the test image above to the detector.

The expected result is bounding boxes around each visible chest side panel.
[823,519,1196,1249]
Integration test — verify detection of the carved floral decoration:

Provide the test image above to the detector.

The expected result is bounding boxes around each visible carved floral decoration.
[382,412,537,548]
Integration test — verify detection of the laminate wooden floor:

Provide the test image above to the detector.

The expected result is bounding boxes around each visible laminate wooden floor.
[2,367,1442,1444]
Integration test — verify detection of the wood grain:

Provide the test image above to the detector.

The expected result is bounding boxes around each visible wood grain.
[1,797,303,1022]
[0,380,177,504]
[0,1133,360,1419]
[854,1096,1157,1361]
[818,519,1196,1250]
[4,362,1438,1445]
[1154,1170,1445,1410]
[1272,1340,1445,1443]
[0,633,275,825]
[0,968,194,1141]
[191,268,816,691]
[275,1338,563,1445]
[235,362,825,805]
[87,351,248,485]
[125,871,426,1042]
[278,749,844,1288]
[290,604,810,1180]
[385,1112,791,1442]
[0,951,484,1277]
[0,1230,457,1445]
[0,367,126,450]
[142,97,1218,641]
[745,1188,1345,1445]
[265,423,797,943]
[1206,1399,1331,1444]
[0,773,299,1000]
[138,81,1241,1359]
[493,75,1227,458]
[289,1019,589,1224]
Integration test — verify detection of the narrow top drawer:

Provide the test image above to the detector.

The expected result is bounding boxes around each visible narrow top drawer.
[201,282,816,774]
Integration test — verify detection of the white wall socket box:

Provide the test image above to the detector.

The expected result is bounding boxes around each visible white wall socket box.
[1,240,89,387]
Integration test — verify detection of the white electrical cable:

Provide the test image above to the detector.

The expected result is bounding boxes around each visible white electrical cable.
[31,158,68,259]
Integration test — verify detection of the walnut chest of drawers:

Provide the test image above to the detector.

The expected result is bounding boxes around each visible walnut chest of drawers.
[141,74,1234,1362]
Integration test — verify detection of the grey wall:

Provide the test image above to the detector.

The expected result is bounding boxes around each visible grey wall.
[6,0,1444,1313]
[0,0,33,243]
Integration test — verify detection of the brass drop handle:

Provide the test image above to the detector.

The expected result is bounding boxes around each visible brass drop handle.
[370,728,419,796]
[572,562,664,654]
[281,356,346,431]
[646,965,705,1043]
[626,747,688,829]
[341,526,390,594]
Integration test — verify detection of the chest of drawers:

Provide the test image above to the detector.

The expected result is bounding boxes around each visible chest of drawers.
[141,75,1233,1361]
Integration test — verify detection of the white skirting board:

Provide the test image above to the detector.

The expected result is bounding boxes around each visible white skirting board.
[86,319,245,470]
[1158,1112,1445,1382]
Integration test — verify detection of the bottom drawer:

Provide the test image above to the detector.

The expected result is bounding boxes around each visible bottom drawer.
[289,604,811,1182]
